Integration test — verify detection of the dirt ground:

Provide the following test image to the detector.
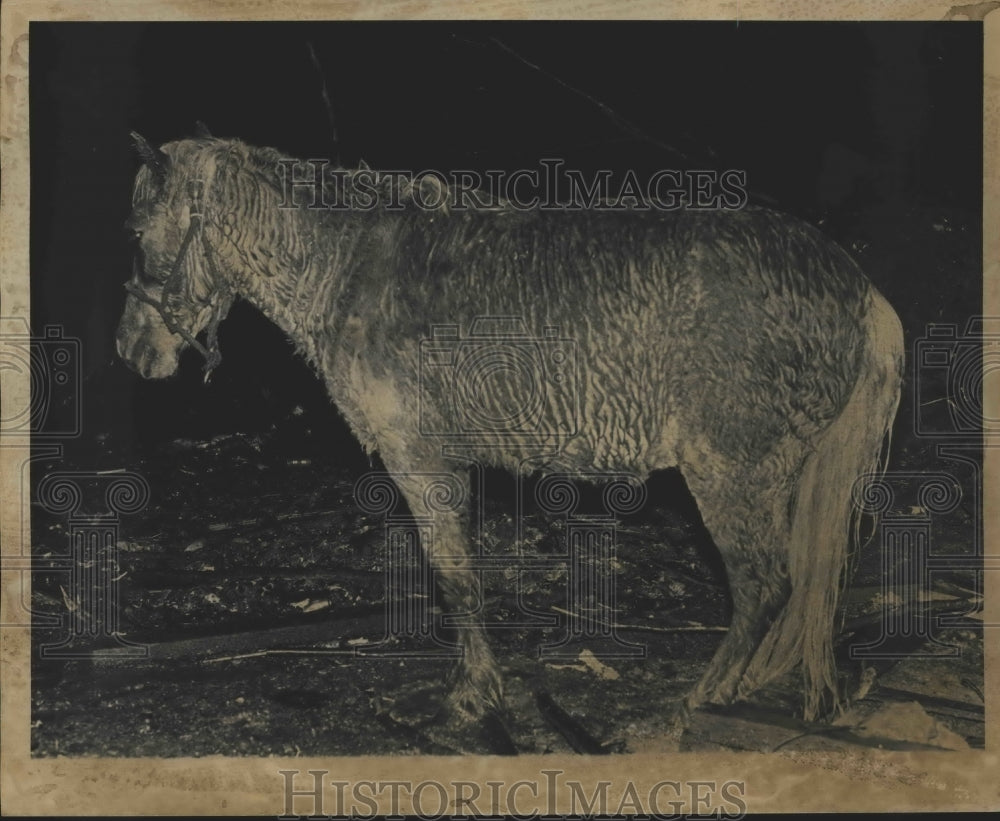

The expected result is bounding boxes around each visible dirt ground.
[29,405,984,756]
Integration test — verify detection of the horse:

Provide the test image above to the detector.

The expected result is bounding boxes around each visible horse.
[115,131,904,744]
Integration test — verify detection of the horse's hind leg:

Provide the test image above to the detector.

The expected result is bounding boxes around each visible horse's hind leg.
[678,455,797,714]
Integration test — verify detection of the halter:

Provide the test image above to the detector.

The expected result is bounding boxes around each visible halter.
[124,178,233,383]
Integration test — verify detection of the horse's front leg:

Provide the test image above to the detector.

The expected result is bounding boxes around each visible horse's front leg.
[379,454,503,724]
[429,511,503,723]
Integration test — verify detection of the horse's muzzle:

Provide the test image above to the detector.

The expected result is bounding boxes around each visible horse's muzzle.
[115,316,181,379]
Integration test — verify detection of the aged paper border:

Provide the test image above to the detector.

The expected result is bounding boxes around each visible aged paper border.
[1,0,997,815]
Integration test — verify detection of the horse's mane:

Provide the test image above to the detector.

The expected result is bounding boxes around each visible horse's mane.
[204,138,476,213]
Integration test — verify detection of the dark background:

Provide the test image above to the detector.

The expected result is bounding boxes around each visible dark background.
[29,21,983,469]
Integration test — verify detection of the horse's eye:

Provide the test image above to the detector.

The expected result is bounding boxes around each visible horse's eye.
[124,220,143,241]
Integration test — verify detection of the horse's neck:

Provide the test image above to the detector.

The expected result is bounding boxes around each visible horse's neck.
[214,193,361,367]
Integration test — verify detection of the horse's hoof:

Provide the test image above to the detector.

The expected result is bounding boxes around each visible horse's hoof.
[374,680,446,728]
[665,700,693,743]
[424,708,518,755]
[374,681,517,754]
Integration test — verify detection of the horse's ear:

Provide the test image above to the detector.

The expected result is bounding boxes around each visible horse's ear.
[357,158,371,171]
[194,120,213,139]
[130,131,169,184]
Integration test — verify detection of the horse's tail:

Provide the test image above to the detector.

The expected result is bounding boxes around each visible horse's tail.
[740,285,904,720]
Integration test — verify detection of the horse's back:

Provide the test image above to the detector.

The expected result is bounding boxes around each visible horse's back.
[351,205,877,478]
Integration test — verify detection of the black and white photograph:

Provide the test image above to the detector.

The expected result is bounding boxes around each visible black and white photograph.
[1,1,996,815]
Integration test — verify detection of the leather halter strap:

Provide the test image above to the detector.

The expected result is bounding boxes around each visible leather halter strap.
[124,178,233,382]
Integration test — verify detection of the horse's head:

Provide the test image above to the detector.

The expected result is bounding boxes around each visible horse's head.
[116,131,232,380]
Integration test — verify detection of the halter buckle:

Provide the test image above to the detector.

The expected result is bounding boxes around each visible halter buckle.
[188,178,205,218]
